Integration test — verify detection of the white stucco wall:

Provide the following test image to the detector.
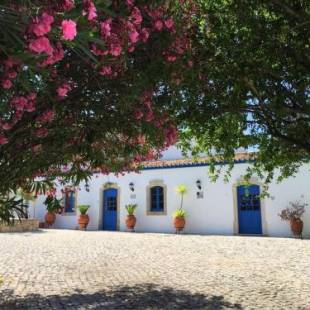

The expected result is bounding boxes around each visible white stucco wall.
[29,162,310,238]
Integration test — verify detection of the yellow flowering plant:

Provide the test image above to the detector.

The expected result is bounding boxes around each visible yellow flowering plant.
[174,184,187,218]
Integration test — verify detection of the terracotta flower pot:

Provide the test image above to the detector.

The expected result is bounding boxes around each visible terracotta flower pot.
[45,212,56,227]
[126,215,136,230]
[78,214,89,230]
[39,222,46,228]
[290,218,303,237]
[174,216,185,232]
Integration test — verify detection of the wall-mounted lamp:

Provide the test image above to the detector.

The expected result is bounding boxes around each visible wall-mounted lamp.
[129,182,135,192]
[196,180,202,190]
[85,182,90,192]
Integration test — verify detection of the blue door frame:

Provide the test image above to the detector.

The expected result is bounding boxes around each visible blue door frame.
[103,188,118,231]
[237,185,262,234]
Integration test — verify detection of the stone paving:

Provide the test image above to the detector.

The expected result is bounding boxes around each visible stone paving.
[0,230,309,310]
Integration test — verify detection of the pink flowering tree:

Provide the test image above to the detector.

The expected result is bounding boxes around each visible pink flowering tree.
[0,0,194,220]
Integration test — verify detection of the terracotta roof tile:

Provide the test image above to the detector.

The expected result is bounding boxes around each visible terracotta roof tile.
[142,152,255,169]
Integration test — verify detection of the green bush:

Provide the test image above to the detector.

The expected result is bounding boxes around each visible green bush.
[78,205,90,215]
[0,196,28,224]
[125,204,137,215]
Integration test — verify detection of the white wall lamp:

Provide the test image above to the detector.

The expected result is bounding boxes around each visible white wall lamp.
[129,182,135,192]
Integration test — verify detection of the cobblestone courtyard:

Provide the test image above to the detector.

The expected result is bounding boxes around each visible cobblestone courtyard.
[0,230,309,309]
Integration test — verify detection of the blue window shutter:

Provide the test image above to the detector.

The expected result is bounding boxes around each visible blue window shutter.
[65,190,75,213]
[69,191,75,212]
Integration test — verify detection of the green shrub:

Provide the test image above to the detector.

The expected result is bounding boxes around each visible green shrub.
[78,205,90,215]
[173,208,187,218]
[125,204,137,215]
[0,196,28,224]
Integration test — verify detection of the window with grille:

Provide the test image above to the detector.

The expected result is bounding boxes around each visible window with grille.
[150,186,164,212]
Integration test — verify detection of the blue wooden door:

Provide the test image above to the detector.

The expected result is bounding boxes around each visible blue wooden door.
[103,188,117,231]
[237,185,262,234]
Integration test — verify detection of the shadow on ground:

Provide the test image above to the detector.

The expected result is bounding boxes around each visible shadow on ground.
[0,283,242,309]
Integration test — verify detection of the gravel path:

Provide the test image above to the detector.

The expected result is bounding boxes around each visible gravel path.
[0,230,309,309]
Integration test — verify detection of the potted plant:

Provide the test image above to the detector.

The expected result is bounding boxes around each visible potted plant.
[44,195,62,227]
[279,201,307,238]
[125,204,137,231]
[78,205,90,230]
[173,184,187,233]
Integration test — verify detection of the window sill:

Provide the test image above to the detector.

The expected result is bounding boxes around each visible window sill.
[147,211,166,216]
[61,212,76,216]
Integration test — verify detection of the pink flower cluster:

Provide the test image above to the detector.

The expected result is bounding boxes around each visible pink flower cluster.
[63,0,75,11]
[10,94,36,116]
[147,7,175,33]
[28,12,67,66]
[29,13,55,55]
[99,66,112,76]
[61,20,77,41]
[31,12,54,37]
[57,83,72,99]
[0,92,37,145]
[36,109,55,124]
[164,37,188,63]
[29,37,53,55]
[35,127,49,138]
[42,42,64,66]
[83,0,97,21]
[1,58,19,90]
[92,5,177,76]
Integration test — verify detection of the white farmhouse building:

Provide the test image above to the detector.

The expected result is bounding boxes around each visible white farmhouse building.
[29,147,310,238]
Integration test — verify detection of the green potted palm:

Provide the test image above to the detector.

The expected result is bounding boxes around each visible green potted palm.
[125,204,137,230]
[78,205,90,230]
[173,185,187,233]
[44,196,62,227]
